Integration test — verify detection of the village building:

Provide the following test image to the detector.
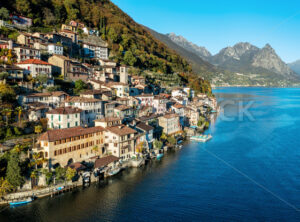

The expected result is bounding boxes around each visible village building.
[47,43,64,55]
[19,91,69,108]
[131,75,146,85]
[158,113,182,135]
[0,64,26,81]
[17,59,52,78]
[135,121,154,150]
[46,107,83,129]
[94,117,122,128]
[94,155,120,172]
[102,82,129,98]
[105,125,137,160]
[135,94,154,107]
[36,126,106,167]
[153,95,169,114]
[82,42,108,59]
[80,89,112,101]
[64,97,103,126]
[114,104,133,118]
[59,30,78,43]
[13,46,41,62]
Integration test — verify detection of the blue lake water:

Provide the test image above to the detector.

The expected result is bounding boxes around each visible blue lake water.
[1,87,300,221]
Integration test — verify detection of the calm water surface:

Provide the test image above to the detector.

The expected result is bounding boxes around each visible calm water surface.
[1,87,300,221]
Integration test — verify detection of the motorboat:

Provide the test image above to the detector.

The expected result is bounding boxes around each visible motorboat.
[190,134,212,142]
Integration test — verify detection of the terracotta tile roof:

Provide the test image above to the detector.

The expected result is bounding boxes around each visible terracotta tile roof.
[94,117,121,122]
[17,59,51,65]
[172,103,185,109]
[80,89,107,95]
[104,81,128,87]
[46,107,82,115]
[106,125,137,136]
[135,94,154,98]
[38,126,105,142]
[161,113,179,119]
[60,30,76,34]
[26,91,68,98]
[94,155,119,168]
[136,122,154,132]
[65,96,101,103]
[114,104,131,111]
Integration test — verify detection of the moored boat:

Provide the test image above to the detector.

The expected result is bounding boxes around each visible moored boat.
[107,167,121,176]
[9,197,33,206]
[190,134,212,142]
[156,153,164,159]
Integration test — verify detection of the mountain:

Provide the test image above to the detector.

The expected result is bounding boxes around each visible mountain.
[288,60,300,74]
[147,28,217,79]
[210,42,296,76]
[166,33,211,60]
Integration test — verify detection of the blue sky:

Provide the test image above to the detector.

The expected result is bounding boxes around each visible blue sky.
[111,0,300,63]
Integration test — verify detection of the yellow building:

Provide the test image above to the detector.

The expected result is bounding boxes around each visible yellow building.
[37,126,106,167]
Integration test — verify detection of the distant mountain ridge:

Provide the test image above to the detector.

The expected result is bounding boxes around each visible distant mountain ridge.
[166,33,211,60]
[165,33,300,86]
[210,42,295,76]
[288,60,300,75]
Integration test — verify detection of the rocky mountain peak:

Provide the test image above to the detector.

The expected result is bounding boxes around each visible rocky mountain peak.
[166,33,212,59]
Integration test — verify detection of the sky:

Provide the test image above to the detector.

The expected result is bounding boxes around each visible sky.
[111,0,300,63]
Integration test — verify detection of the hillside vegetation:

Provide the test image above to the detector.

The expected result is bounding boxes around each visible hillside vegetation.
[2,0,212,94]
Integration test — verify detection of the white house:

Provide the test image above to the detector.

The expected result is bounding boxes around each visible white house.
[46,107,83,129]
[64,97,103,127]
[17,59,52,78]
[102,82,129,98]
[83,42,108,59]
[105,125,137,160]
[135,94,154,107]
[14,46,41,62]
[19,91,69,108]
[48,44,63,55]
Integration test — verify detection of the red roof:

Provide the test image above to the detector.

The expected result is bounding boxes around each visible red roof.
[17,59,51,65]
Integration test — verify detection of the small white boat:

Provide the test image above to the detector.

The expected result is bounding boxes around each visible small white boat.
[190,134,212,142]
[107,167,121,176]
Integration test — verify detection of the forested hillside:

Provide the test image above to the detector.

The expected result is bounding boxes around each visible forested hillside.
[2,0,213,93]
[2,0,191,73]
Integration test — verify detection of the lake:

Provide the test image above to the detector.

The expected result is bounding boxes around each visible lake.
[1,87,300,221]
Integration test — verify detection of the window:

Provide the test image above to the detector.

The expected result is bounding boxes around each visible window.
[114,143,117,147]
[54,150,57,156]
[59,115,61,121]
[67,123,70,128]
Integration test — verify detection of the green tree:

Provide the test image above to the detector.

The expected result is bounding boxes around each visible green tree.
[66,167,76,181]
[74,79,88,94]
[6,127,13,138]
[0,177,13,197]
[6,152,24,189]
[160,132,167,141]
[153,139,163,149]
[55,167,66,183]
[36,74,48,85]
[41,169,53,185]
[123,51,137,66]
[167,136,176,146]
[0,7,9,20]
[0,72,9,80]
[0,84,16,104]
[34,125,43,135]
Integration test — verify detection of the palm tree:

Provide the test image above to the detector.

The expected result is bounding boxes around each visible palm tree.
[1,108,11,126]
[15,106,23,127]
